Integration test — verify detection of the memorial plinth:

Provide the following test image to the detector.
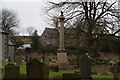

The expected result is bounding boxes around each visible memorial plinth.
[56,12,69,69]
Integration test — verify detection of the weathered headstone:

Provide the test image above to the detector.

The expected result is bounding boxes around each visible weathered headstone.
[80,54,92,79]
[15,55,22,66]
[117,62,120,66]
[22,59,26,64]
[26,59,49,79]
[44,56,50,65]
[62,73,82,80]
[52,65,59,72]
[4,64,20,79]
[41,56,45,63]
[0,68,2,80]
[29,57,32,61]
[43,63,49,79]
[25,56,29,62]
[53,75,62,80]
[109,63,120,80]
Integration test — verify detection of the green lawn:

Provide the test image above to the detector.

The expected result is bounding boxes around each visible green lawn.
[1,61,120,79]
[92,75,114,79]
[1,61,8,68]
[1,61,27,77]
[49,70,79,78]
[18,65,116,79]
[18,63,115,79]
[20,64,26,74]
[49,62,55,66]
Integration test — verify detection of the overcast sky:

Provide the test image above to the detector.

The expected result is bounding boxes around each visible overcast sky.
[1,0,61,36]
[1,0,119,36]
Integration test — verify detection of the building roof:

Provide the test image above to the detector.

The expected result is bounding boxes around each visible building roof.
[17,44,31,49]
[8,38,16,46]
[43,27,58,35]
[42,27,75,36]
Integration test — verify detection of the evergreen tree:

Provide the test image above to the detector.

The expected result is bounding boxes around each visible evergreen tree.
[31,30,43,53]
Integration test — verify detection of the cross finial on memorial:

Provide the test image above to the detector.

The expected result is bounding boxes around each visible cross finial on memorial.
[59,11,65,20]
[61,11,63,16]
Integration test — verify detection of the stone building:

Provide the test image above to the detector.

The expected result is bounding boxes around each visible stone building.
[0,28,9,61]
[8,38,16,62]
[40,27,59,47]
[0,28,16,61]
[41,27,76,48]
[11,27,77,54]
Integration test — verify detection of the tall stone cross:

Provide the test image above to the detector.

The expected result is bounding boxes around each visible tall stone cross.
[59,11,65,50]
[56,12,69,69]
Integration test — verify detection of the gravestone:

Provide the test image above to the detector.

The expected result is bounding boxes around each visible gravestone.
[52,65,59,72]
[80,54,92,79]
[53,75,62,80]
[62,73,82,80]
[43,63,49,79]
[0,68,2,80]
[15,55,22,66]
[29,57,32,61]
[26,59,49,79]
[25,56,29,62]
[44,56,50,65]
[4,64,20,79]
[117,62,120,66]
[109,63,120,80]
[41,56,45,63]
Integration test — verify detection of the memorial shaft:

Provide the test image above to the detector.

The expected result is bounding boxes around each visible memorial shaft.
[59,12,65,50]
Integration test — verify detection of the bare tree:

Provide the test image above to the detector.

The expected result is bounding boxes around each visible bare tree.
[9,29,20,36]
[27,26,35,36]
[1,8,19,32]
[45,0,120,57]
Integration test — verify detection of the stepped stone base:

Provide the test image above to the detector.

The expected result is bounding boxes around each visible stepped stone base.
[56,49,69,69]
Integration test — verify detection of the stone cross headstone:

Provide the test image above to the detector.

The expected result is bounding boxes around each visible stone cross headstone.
[109,63,120,80]
[26,59,49,79]
[4,64,20,79]
[80,54,92,79]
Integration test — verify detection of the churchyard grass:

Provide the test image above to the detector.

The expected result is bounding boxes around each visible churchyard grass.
[1,61,8,68]
[1,61,26,77]
[92,75,113,78]
[49,70,79,78]
[49,70,119,78]
[1,61,120,79]
[92,65,111,75]
[49,62,55,66]
[20,64,26,74]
